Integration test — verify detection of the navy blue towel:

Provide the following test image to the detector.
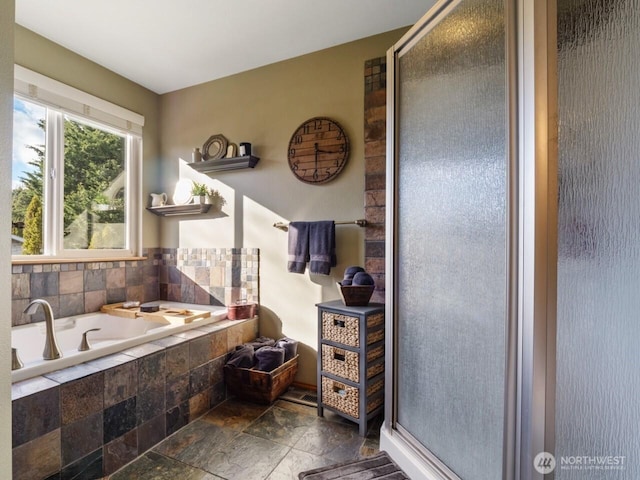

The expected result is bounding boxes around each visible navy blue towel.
[309,221,336,275]
[255,346,285,372]
[275,337,299,362]
[247,336,276,350]
[225,345,255,368]
[287,222,309,274]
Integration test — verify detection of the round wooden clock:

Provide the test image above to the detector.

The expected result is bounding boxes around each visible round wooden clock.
[287,117,350,184]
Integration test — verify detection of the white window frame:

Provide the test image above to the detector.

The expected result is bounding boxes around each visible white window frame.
[12,66,143,260]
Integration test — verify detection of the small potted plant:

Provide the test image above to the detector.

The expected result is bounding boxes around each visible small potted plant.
[191,181,209,204]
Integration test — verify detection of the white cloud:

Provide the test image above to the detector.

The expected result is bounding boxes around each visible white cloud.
[12,98,46,189]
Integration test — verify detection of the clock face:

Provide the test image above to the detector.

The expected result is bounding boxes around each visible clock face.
[287,117,349,184]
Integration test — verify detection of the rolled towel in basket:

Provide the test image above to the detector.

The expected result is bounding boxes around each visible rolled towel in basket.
[226,344,255,368]
[255,346,285,372]
[247,336,276,350]
[275,337,298,361]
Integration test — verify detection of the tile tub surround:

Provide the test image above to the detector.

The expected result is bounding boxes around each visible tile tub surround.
[11,316,258,480]
[11,249,161,327]
[11,247,260,327]
[159,247,259,307]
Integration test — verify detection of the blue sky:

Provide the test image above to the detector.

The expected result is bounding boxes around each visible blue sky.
[12,97,45,190]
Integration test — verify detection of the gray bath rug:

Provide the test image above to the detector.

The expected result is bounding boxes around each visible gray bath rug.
[298,451,409,479]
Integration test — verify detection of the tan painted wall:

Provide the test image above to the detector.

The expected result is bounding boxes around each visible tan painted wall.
[14,25,162,248]
[159,28,406,385]
[1,0,15,472]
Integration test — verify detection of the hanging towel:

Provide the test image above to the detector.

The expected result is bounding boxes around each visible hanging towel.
[287,221,309,273]
[309,221,336,275]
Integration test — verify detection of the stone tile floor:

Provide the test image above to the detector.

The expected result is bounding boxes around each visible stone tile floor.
[109,397,382,479]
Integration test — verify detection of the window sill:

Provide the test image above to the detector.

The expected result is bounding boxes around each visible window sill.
[12,256,148,265]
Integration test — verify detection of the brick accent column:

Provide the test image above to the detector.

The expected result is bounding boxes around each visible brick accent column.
[364,57,387,304]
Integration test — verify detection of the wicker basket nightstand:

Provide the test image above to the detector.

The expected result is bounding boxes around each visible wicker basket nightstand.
[316,300,385,436]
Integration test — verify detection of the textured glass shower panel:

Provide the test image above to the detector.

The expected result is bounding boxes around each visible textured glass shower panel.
[556,1,640,478]
[395,0,507,479]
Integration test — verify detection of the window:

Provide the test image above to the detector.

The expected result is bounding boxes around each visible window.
[12,66,143,259]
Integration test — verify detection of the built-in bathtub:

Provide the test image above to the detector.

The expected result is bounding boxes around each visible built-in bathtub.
[12,301,258,478]
[11,301,227,383]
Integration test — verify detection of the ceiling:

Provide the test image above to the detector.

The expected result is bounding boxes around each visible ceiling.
[15,0,433,94]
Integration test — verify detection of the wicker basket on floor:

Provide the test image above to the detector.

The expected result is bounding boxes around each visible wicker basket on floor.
[224,355,298,404]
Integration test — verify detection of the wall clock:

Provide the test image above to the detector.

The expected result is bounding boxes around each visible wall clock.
[287,117,350,184]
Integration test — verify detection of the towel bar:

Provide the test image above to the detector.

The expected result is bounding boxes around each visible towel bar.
[273,219,367,232]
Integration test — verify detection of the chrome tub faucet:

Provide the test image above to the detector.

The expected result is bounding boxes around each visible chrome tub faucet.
[23,299,63,360]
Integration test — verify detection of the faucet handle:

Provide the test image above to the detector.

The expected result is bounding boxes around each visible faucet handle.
[78,328,101,352]
[12,348,24,370]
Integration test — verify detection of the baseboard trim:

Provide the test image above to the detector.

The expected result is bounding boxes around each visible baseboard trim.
[292,381,316,391]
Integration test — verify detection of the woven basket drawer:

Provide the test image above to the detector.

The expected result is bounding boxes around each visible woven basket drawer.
[367,327,384,345]
[321,376,384,419]
[366,357,385,380]
[321,344,384,383]
[322,311,360,346]
[366,313,384,331]
[322,345,358,382]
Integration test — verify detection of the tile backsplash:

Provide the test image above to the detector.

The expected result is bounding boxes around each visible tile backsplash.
[159,247,259,307]
[11,247,260,327]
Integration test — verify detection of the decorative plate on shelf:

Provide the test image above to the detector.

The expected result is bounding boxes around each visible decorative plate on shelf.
[173,179,193,205]
[202,134,228,161]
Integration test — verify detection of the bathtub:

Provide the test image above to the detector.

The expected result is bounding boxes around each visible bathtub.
[11,302,227,383]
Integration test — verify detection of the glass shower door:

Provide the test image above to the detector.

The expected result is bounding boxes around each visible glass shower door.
[392,0,509,478]
[555,1,640,478]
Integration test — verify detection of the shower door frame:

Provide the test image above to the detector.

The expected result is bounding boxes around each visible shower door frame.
[382,0,558,479]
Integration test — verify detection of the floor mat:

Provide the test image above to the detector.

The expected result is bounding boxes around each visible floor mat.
[298,451,409,479]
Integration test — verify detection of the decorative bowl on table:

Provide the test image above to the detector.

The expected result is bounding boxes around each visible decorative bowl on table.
[337,282,374,306]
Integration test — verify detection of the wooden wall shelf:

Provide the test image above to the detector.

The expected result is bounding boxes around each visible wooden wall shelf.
[188,155,260,174]
[146,203,211,216]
